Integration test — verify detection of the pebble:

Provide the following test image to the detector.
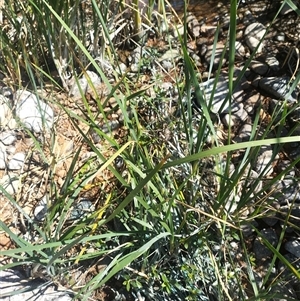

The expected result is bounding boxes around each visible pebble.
[8,152,25,170]
[222,103,248,128]
[204,42,227,69]
[244,22,266,53]
[0,269,72,301]
[159,48,180,62]
[285,239,300,258]
[69,71,101,97]
[15,90,54,133]
[0,174,19,194]
[278,253,300,285]
[187,13,201,38]
[279,204,300,230]
[269,281,297,301]
[265,55,280,72]
[275,32,285,42]
[272,177,300,205]
[172,24,184,38]
[0,146,7,169]
[253,228,278,261]
[240,220,258,237]
[222,107,248,128]
[249,60,269,75]
[235,41,246,58]
[243,95,258,115]
[68,199,94,220]
[257,76,299,102]
[34,196,48,221]
[234,123,253,142]
[280,1,297,15]
[261,199,280,226]
[197,76,230,114]
[255,147,275,177]
[0,131,16,146]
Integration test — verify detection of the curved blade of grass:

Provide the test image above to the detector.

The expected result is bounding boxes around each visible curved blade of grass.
[96,232,171,288]
[163,136,300,169]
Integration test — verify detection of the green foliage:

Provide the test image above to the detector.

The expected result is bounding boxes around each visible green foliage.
[1,0,300,300]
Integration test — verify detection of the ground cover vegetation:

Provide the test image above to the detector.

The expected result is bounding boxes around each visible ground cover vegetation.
[0,0,300,300]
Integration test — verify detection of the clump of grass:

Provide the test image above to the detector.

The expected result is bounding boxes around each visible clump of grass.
[1,0,300,300]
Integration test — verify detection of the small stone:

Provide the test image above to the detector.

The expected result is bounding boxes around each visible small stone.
[197,76,230,113]
[69,71,101,97]
[269,281,297,301]
[275,32,285,42]
[255,147,275,177]
[205,42,227,69]
[0,174,19,194]
[201,25,217,37]
[265,55,280,72]
[222,108,248,128]
[258,76,298,102]
[280,1,297,15]
[261,199,280,226]
[0,269,72,301]
[34,196,48,221]
[173,24,184,38]
[161,60,173,71]
[159,49,180,61]
[272,178,300,204]
[8,152,25,170]
[235,123,253,142]
[244,22,266,53]
[15,90,54,133]
[249,60,269,75]
[187,13,201,38]
[278,253,300,285]
[243,10,255,26]
[68,199,94,220]
[118,62,127,73]
[235,41,246,58]
[0,97,14,128]
[0,147,6,169]
[285,239,300,258]
[240,220,258,237]
[0,131,17,146]
[253,228,278,261]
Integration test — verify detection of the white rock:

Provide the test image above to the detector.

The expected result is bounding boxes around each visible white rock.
[198,76,229,114]
[69,70,101,97]
[222,108,248,128]
[205,42,227,68]
[265,56,280,71]
[0,174,19,194]
[0,269,72,301]
[0,96,13,128]
[159,49,180,61]
[173,24,184,38]
[0,131,17,146]
[197,75,244,114]
[8,152,25,170]
[15,90,54,133]
[0,146,6,169]
[244,22,266,53]
[69,77,88,97]
[255,147,275,177]
[235,41,246,58]
[34,196,48,221]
